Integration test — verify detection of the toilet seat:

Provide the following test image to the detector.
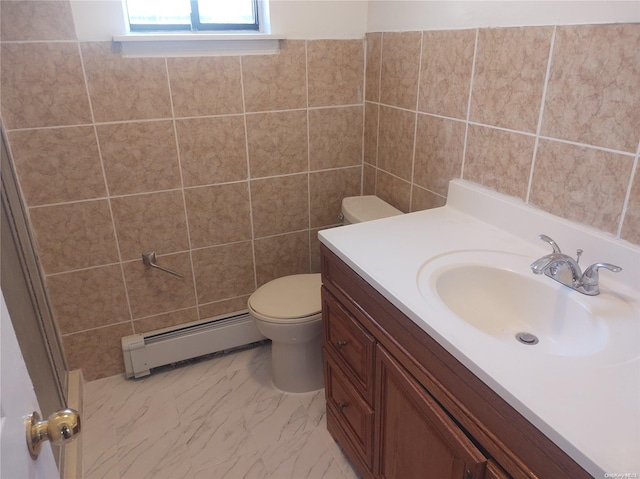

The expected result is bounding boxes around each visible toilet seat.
[248,273,322,324]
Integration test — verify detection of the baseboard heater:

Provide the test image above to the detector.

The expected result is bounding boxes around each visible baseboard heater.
[122,310,265,379]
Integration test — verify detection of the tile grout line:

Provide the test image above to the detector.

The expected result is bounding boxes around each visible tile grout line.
[460,28,479,181]
[526,25,557,205]
[239,55,259,291]
[164,56,202,326]
[616,142,640,238]
[3,104,364,134]
[305,40,313,273]
[359,36,366,196]
[374,33,384,195]
[26,166,363,210]
[408,31,425,212]
[77,39,136,327]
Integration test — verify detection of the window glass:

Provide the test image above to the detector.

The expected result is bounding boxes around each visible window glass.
[198,1,256,25]
[126,0,191,27]
[126,0,259,31]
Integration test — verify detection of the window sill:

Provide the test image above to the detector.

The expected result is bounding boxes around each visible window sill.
[112,32,285,58]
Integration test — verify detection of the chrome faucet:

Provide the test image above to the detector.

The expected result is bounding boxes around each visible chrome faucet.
[530,234,622,296]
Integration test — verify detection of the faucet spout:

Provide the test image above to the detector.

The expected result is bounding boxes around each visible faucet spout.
[530,253,563,274]
[530,253,581,282]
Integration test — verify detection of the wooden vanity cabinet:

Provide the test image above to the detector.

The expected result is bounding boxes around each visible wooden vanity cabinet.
[320,244,591,479]
[376,344,487,479]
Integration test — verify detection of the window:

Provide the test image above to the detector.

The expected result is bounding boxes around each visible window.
[125,0,260,32]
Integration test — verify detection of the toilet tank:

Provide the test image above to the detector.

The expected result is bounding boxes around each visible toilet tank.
[340,196,403,225]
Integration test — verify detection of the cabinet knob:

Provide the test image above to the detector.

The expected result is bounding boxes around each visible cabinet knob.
[335,340,347,350]
[337,402,348,411]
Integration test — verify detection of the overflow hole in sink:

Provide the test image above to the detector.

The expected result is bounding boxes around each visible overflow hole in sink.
[515,332,539,345]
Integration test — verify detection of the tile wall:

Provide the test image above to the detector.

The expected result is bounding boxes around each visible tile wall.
[1,1,364,379]
[363,25,640,242]
[2,1,639,381]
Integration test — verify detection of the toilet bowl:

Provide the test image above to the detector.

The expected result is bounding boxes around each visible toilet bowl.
[247,196,402,393]
[248,274,323,393]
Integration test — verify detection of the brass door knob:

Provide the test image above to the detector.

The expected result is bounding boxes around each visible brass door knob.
[26,408,81,459]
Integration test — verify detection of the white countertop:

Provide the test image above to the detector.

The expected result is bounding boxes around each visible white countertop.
[318,180,640,478]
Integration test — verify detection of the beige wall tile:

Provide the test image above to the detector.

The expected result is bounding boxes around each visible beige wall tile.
[176,116,247,187]
[9,127,105,206]
[376,170,411,213]
[168,56,243,117]
[1,43,91,129]
[363,164,376,195]
[464,125,535,200]
[185,182,252,249]
[28,200,119,274]
[111,191,189,261]
[621,170,640,244]
[133,308,199,334]
[309,106,363,170]
[377,106,415,181]
[97,120,181,196]
[471,27,552,133]
[198,296,250,320]
[542,24,640,152]
[364,102,379,166]
[250,174,309,237]
[380,31,422,110]
[310,226,336,273]
[62,323,133,380]
[365,33,382,102]
[81,42,172,122]
[309,167,361,228]
[413,114,465,196]
[307,39,364,107]
[254,231,310,287]
[47,265,129,334]
[530,140,633,234]
[419,29,475,119]
[192,242,255,304]
[242,40,306,112]
[123,252,196,318]
[246,110,308,178]
[411,185,447,212]
[1,0,76,41]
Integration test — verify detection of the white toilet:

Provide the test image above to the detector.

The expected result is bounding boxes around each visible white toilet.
[247,196,403,393]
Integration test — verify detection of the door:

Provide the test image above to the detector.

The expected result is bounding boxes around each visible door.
[1,290,59,479]
[375,345,487,479]
[1,130,67,420]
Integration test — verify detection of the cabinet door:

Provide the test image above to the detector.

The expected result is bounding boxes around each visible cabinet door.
[485,460,511,479]
[376,345,487,479]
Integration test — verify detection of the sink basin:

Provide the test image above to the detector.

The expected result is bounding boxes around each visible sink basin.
[417,250,639,360]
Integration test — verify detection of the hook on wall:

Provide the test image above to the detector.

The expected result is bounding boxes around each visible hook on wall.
[141,252,184,278]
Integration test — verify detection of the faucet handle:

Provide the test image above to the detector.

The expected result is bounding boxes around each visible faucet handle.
[582,263,622,282]
[538,234,562,254]
[580,262,622,294]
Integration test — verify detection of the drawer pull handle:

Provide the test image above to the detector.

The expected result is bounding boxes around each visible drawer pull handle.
[336,340,347,350]
[337,402,348,411]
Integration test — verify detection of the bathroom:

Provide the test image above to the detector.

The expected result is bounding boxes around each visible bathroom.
[0,0,638,478]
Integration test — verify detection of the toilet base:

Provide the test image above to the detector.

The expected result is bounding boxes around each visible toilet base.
[270,335,324,393]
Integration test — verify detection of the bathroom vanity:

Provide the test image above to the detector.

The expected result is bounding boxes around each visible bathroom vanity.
[319,181,640,479]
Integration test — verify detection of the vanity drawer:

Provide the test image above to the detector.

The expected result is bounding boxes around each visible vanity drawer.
[322,286,376,403]
[324,351,375,468]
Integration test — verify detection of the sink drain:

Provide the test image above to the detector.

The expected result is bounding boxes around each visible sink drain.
[516,332,539,345]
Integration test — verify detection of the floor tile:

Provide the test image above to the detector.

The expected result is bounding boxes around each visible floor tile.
[82,344,359,479]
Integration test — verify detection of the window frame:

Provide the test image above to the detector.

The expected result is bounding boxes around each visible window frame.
[127,0,260,33]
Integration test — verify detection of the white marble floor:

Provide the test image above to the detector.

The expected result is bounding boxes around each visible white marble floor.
[82,343,360,479]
